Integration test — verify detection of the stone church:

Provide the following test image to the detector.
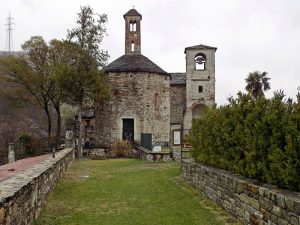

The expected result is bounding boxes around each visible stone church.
[94,8,217,151]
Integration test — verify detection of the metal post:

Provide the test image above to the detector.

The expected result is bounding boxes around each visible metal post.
[8,143,15,163]
[52,146,56,158]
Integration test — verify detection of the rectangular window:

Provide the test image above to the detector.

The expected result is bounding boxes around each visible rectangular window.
[173,130,181,145]
[198,86,203,93]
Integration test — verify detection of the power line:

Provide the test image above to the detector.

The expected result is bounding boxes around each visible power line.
[5,12,14,53]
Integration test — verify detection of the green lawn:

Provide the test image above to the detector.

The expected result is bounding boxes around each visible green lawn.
[34,159,240,225]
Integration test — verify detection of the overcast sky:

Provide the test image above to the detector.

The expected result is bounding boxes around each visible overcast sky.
[0,0,299,105]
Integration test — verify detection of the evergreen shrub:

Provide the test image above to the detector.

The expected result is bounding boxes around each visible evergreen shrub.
[190,91,300,191]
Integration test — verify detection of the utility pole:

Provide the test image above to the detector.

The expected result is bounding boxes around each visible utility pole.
[5,12,14,54]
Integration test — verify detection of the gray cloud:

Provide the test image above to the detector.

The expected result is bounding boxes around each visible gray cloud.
[0,0,299,104]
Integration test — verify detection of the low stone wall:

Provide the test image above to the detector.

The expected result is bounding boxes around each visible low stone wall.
[0,148,74,225]
[181,158,300,225]
[88,146,174,162]
[134,146,172,162]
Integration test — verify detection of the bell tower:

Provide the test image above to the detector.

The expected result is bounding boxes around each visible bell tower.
[183,45,217,134]
[124,8,142,55]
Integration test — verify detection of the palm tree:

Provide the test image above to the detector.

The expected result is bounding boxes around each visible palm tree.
[245,71,271,99]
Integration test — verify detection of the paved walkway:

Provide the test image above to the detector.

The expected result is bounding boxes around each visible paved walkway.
[0,154,51,181]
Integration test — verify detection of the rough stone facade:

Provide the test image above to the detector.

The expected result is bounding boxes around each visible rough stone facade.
[170,79,186,124]
[0,148,74,225]
[134,146,173,162]
[95,72,170,146]
[181,158,300,225]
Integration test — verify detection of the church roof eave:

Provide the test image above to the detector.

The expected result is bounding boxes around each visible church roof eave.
[103,54,169,76]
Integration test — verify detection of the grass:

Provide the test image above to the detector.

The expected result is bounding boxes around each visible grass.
[34,159,241,225]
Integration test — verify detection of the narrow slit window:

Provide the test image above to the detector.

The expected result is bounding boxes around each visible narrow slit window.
[129,21,136,32]
[131,42,135,51]
[198,86,203,93]
[195,53,206,70]
[154,93,159,110]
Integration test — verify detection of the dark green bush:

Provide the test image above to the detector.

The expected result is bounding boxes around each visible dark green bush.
[190,91,300,191]
[0,148,8,165]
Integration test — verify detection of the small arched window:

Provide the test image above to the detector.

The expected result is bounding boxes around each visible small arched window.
[129,20,137,32]
[131,41,135,51]
[195,53,206,70]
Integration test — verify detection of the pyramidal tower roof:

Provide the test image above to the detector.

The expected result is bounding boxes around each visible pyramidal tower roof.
[184,44,217,53]
[123,8,142,18]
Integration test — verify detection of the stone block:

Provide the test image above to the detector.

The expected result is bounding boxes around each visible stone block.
[276,194,286,209]
[250,184,259,194]
[271,214,278,223]
[278,218,289,225]
[258,219,267,225]
[240,193,259,209]
[295,200,300,214]
[286,197,295,211]
[223,200,231,210]
[254,211,264,220]
[0,207,4,222]
[236,207,243,218]
[290,215,299,225]
[217,190,222,198]
[146,154,153,161]
[263,189,272,199]
[236,181,248,194]
[154,154,162,161]
[245,211,250,222]
[271,193,277,202]
[271,205,282,217]
[259,196,273,211]
[259,187,266,196]
[260,208,271,221]
[250,214,259,225]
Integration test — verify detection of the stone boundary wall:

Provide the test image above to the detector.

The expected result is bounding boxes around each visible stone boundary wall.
[0,148,74,225]
[181,158,300,225]
[134,146,172,162]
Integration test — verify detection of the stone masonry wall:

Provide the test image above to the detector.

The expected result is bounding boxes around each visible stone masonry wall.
[0,148,74,225]
[181,158,300,225]
[95,72,170,146]
[134,146,172,162]
[170,84,186,124]
[183,48,216,132]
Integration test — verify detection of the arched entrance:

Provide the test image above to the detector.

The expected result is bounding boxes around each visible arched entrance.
[192,104,206,119]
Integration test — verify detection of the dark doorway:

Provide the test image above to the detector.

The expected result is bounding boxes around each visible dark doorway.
[122,119,134,143]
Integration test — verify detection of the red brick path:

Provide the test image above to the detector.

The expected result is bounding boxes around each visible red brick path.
[0,154,51,181]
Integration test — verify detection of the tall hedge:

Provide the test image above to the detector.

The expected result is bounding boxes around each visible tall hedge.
[189,91,300,191]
